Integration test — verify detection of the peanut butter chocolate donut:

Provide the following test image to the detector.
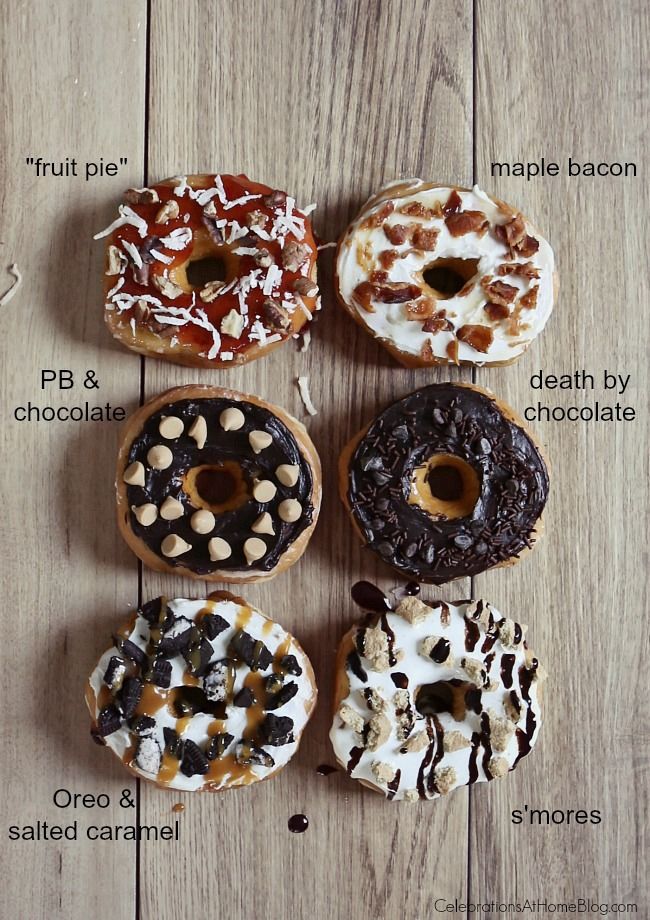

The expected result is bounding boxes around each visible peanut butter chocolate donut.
[86,593,317,791]
[339,383,549,584]
[95,174,319,368]
[330,589,545,801]
[117,385,321,583]
[336,180,556,367]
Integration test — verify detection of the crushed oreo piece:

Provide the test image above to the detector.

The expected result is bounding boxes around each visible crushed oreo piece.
[103,655,127,691]
[264,673,284,695]
[235,742,275,768]
[134,736,162,775]
[163,727,184,759]
[119,677,144,719]
[182,636,214,677]
[158,617,196,656]
[180,739,210,777]
[97,704,122,736]
[144,657,172,689]
[202,660,234,703]
[129,715,156,737]
[233,687,256,708]
[206,733,234,760]
[113,636,148,668]
[279,654,302,676]
[260,713,294,746]
[139,597,164,624]
[229,629,272,671]
[265,681,299,710]
[200,613,229,640]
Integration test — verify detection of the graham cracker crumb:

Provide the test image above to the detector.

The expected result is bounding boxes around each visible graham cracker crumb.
[362,687,386,712]
[443,731,471,753]
[362,625,391,671]
[339,704,365,734]
[462,657,487,687]
[498,618,526,648]
[488,756,509,779]
[404,789,420,802]
[366,713,391,751]
[396,596,432,625]
[434,766,457,795]
[401,731,429,753]
[489,711,516,752]
[371,761,396,785]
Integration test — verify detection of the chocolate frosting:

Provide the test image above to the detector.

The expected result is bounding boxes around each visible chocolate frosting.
[347,384,549,583]
[126,397,314,573]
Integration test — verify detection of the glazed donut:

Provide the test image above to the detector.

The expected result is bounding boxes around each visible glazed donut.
[86,593,317,791]
[339,383,549,584]
[335,179,556,367]
[95,174,319,368]
[117,385,321,583]
[330,587,545,801]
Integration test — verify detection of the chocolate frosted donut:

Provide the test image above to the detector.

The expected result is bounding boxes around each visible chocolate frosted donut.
[330,590,545,802]
[117,385,321,583]
[339,383,549,583]
[86,593,317,791]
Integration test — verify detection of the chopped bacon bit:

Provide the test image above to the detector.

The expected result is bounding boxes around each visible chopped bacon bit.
[496,261,540,279]
[445,210,489,237]
[399,201,440,219]
[353,281,376,312]
[516,235,540,257]
[373,282,422,303]
[383,223,411,245]
[369,270,389,284]
[422,311,453,333]
[446,339,460,364]
[443,189,463,215]
[481,278,518,306]
[362,201,394,229]
[495,214,526,248]
[484,302,510,322]
[420,339,435,362]
[412,227,439,251]
[405,297,437,319]
[378,249,399,270]
[519,285,539,309]
[457,324,494,353]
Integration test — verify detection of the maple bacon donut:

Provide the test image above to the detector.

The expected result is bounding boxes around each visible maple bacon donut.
[339,383,549,584]
[95,174,319,368]
[87,593,317,791]
[336,179,556,366]
[330,590,545,801]
[117,385,321,582]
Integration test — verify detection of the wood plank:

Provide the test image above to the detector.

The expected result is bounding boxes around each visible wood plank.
[0,2,146,918]
[140,2,473,918]
[472,0,649,910]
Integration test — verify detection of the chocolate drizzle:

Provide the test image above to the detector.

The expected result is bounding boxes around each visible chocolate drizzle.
[347,384,549,583]
[125,396,315,573]
[500,654,516,688]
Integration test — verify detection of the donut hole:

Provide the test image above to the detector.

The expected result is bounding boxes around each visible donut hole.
[184,461,250,514]
[409,453,480,521]
[416,679,473,721]
[185,256,228,289]
[422,257,480,299]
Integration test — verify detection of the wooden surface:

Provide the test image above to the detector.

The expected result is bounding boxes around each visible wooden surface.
[0,1,647,918]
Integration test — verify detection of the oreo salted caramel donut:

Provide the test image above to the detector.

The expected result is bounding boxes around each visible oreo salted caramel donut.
[330,590,545,801]
[336,180,556,367]
[339,383,549,584]
[86,593,317,791]
[94,174,319,368]
[117,386,321,583]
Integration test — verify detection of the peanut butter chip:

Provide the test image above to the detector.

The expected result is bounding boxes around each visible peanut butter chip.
[161,534,192,558]
[123,460,145,486]
[191,510,215,534]
[188,415,207,449]
[404,790,420,803]
[158,416,184,439]
[365,713,391,751]
[371,761,397,785]
[219,407,245,431]
[208,537,231,562]
[159,496,184,521]
[489,712,516,752]
[278,499,302,522]
[253,479,277,503]
[488,756,509,779]
[443,731,471,753]
[275,464,299,487]
[434,766,457,795]
[243,537,266,565]
[131,503,157,526]
[147,444,173,470]
[401,731,428,754]
[396,596,432,624]
[155,199,179,224]
[251,512,275,535]
[249,430,272,453]
[339,704,365,734]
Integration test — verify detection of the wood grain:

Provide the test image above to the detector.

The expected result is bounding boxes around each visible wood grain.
[0,2,145,918]
[472,0,649,910]
[140,2,472,919]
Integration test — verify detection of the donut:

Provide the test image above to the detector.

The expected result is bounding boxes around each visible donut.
[117,385,321,583]
[329,586,545,801]
[339,383,549,584]
[335,179,556,367]
[94,174,319,368]
[86,592,317,791]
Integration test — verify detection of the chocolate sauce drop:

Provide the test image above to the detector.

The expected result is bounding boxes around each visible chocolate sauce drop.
[405,581,420,595]
[390,672,409,689]
[316,764,337,776]
[351,581,392,612]
[288,814,309,833]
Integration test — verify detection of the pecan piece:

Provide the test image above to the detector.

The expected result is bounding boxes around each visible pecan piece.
[263,190,287,208]
[262,298,291,332]
[383,223,411,245]
[281,240,309,271]
[484,302,510,322]
[253,248,274,268]
[155,199,180,224]
[496,261,540,279]
[481,278,518,306]
[134,299,151,322]
[293,277,318,296]
[200,280,226,303]
[106,244,126,276]
[362,200,394,229]
[412,227,439,251]
[519,285,539,309]
[124,187,159,205]
[373,282,421,303]
[445,210,489,237]
[457,324,494,353]
[443,189,463,214]
[245,209,267,228]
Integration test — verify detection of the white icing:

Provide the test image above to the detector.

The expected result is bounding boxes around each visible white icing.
[336,182,555,364]
[329,599,543,801]
[87,598,315,792]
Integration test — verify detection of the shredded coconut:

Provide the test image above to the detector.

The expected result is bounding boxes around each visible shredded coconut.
[0,263,23,307]
[297,376,318,416]
[122,239,143,268]
[93,204,148,240]
[317,241,337,250]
